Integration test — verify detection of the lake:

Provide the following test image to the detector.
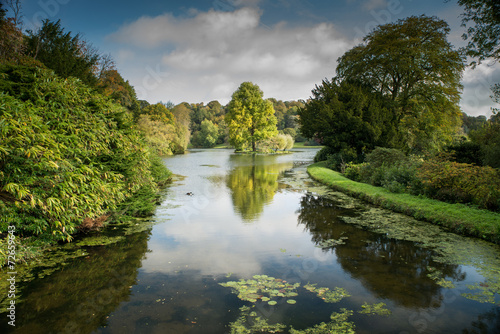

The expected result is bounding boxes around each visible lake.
[1,148,499,333]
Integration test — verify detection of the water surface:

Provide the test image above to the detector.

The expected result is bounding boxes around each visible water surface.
[1,149,499,333]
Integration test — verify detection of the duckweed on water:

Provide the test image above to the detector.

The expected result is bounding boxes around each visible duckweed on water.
[303,283,351,303]
[358,302,392,316]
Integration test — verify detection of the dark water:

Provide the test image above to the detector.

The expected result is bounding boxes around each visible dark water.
[1,149,499,333]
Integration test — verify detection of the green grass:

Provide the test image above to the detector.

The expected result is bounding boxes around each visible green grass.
[293,142,323,149]
[308,162,500,244]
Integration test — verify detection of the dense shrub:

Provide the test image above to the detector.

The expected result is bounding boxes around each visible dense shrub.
[445,141,483,165]
[343,147,423,194]
[417,157,500,210]
[0,65,171,241]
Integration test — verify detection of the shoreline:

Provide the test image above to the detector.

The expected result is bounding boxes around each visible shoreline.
[307,162,500,244]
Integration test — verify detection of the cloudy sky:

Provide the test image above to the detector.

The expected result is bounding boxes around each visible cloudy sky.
[14,0,500,117]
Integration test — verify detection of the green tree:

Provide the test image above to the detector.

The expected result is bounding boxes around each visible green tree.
[225,82,278,151]
[225,82,277,152]
[336,15,464,152]
[298,79,397,156]
[192,119,219,148]
[456,0,500,65]
[141,103,175,124]
[25,19,99,86]
[0,3,24,62]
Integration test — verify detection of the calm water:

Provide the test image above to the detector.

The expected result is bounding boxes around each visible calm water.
[1,149,499,333]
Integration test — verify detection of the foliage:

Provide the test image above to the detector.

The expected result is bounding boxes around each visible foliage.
[0,65,170,241]
[0,3,24,62]
[336,15,464,153]
[97,69,137,109]
[456,0,500,64]
[299,79,397,156]
[226,82,278,151]
[308,162,500,243]
[445,140,483,165]
[191,119,219,148]
[25,20,100,87]
[470,111,500,169]
[136,115,177,156]
[260,133,294,152]
[417,155,500,210]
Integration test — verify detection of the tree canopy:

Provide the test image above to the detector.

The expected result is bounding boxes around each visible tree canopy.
[225,82,278,151]
[298,79,397,155]
[25,19,100,86]
[335,15,464,152]
[456,0,500,65]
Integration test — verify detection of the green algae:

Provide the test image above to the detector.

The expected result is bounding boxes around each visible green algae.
[315,236,348,248]
[358,302,392,316]
[75,236,125,247]
[290,309,355,334]
[228,306,287,334]
[303,283,351,303]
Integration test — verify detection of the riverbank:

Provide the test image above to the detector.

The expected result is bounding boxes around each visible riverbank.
[307,162,500,244]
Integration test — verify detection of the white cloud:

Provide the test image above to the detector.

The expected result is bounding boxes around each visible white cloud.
[108,7,352,104]
[362,0,388,11]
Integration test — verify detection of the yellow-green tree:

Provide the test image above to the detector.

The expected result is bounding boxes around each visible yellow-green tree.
[225,82,278,151]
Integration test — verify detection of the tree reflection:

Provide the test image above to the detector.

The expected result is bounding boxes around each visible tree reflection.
[297,193,466,308]
[0,230,150,334]
[226,154,293,222]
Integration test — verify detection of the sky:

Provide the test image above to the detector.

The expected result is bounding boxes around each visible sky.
[11,0,500,117]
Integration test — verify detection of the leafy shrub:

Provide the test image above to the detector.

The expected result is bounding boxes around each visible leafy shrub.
[314,146,336,162]
[445,141,483,165]
[417,157,500,210]
[0,65,171,241]
[366,147,408,168]
[343,163,369,182]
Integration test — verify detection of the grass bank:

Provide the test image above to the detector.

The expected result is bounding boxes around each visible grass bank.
[308,162,500,244]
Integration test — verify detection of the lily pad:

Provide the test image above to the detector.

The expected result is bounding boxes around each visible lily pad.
[287,299,297,304]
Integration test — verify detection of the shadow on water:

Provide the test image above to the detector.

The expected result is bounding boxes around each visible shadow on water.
[0,230,151,334]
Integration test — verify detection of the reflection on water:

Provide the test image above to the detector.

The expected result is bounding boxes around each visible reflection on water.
[226,154,293,221]
[1,149,499,333]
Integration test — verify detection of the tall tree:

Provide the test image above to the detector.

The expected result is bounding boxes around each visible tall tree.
[336,15,464,152]
[456,0,500,65]
[225,82,278,151]
[25,19,100,86]
[298,79,397,155]
[0,2,24,62]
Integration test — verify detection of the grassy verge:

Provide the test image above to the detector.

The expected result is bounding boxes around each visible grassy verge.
[293,142,323,149]
[308,162,500,244]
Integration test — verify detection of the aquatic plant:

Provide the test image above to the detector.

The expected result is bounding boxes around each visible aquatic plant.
[219,275,300,304]
[358,302,392,316]
[303,283,351,303]
[289,309,355,334]
[228,306,286,333]
[315,237,348,248]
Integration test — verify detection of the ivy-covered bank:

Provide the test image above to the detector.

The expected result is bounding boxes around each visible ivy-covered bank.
[308,162,500,244]
[0,65,172,266]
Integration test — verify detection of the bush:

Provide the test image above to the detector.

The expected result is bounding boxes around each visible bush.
[0,65,171,241]
[343,163,369,182]
[314,146,337,162]
[366,147,408,168]
[445,141,483,165]
[417,157,500,210]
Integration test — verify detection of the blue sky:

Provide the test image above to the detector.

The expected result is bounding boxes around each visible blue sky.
[11,0,500,117]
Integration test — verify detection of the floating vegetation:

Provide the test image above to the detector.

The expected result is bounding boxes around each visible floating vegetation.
[315,237,348,248]
[219,275,300,304]
[200,164,220,168]
[290,309,355,334]
[358,302,392,316]
[75,236,124,247]
[228,306,286,334]
[303,283,351,303]
[462,280,500,304]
